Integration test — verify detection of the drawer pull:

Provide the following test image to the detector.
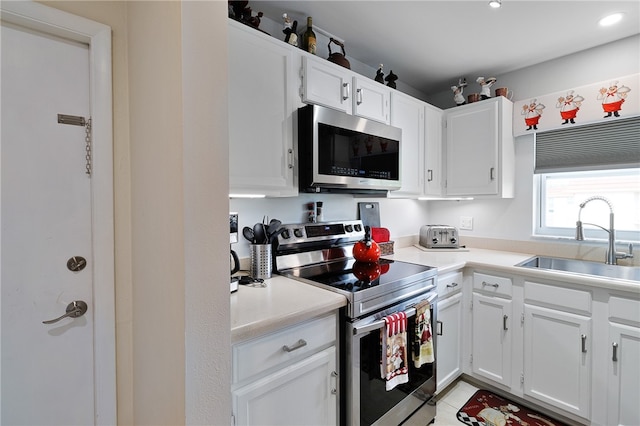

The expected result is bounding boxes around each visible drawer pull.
[283,339,307,353]
[612,342,618,362]
[482,281,499,288]
[581,334,587,353]
[446,282,458,289]
[503,315,508,331]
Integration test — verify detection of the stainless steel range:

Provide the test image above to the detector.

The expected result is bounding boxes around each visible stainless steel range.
[275,220,438,426]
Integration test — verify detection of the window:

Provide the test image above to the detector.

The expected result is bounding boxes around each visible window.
[536,168,640,241]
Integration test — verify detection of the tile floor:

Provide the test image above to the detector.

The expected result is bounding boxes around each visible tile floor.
[434,380,480,425]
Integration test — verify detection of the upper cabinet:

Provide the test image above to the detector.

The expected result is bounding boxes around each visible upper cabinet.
[424,104,444,197]
[388,91,425,197]
[444,96,515,198]
[228,20,301,197]
[301,55,390,124]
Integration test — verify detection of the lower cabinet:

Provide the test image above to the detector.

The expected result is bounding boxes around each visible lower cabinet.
[436,292,463,392]
[522,281,592,419]
[233,346,337,425]
[231,313,339,426]
[471,272,513,388]
[607,295,640,426]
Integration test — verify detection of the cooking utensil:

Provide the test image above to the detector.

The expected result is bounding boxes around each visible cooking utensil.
[243,226,255,243]
[267,219,282,236]
[268,227,286,243]
[253,222,267,244]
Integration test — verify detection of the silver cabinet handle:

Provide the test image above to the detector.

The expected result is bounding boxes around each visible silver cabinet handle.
[356,88,363,105]
[283,339,307,353]
[427,169,433,182]
[581,334,587,353]
[446,282,458,289]
[612,342,618,362]
[331,371,338,395]
[482,281,499,288]
[342,83,350,101]
[503,314,508,331]
[437,320,443,336]
[287,148,294,169]
[43,300,88,324]
[490,167,495,180]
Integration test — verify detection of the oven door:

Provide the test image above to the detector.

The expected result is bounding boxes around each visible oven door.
[346,291,437,426]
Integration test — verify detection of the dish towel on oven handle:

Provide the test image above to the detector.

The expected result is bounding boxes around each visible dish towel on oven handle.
[413,300,435,368]
[380,311,409,391]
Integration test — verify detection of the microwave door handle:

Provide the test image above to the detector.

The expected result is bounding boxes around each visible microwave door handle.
[352,293,437,337]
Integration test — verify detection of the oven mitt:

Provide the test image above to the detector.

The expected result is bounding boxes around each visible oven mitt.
[413,301,435,367]
[380,311,409,391]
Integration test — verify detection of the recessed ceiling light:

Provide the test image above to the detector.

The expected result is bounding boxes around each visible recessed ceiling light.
[489,0,502,8]
[599,12,624,26]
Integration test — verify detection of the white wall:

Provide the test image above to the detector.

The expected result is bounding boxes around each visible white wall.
[427,34,640,245]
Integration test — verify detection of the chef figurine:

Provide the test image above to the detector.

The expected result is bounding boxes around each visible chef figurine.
[597,81,631,118]
[375,64,385,84]
[556,90,584,124]
[451,85,466,106]
[477,76,497,99]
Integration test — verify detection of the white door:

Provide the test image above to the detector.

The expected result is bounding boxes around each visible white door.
[1,17,100,425]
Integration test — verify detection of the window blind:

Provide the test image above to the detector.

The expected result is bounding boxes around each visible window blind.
[534,115,640,173]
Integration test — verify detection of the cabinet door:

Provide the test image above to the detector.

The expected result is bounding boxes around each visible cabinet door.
[424,104,443,197]
[607,323,640,426]
[523,304,591,418]
[445,100,499,196]
[388,92,424,197]
[228,21,298,196]
[436,292,463,392]
[302,56,352,114]
[233,346,337,426]
[471,293,512,387]
[353,77,390,124]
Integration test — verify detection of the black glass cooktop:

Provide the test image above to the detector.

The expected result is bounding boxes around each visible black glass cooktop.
[292,258,435,293]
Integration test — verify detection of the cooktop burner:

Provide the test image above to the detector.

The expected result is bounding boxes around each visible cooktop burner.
[293,258,434,293]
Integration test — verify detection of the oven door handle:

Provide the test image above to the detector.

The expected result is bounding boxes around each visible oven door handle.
[352,292,437,337]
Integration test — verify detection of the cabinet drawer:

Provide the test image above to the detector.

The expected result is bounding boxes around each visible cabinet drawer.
[524,281,592,315]
[473,272,512,297]
[233,313,337,384]
[437,271,463,299]
[609,295,640,326]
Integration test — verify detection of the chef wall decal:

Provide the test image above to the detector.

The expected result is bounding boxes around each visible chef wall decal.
[513,73,639,137]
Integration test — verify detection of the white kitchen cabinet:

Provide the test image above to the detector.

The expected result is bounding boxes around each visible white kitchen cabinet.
[471,272,512,387]
[523,281,591,419]
[444,96,514,198]
[423,103,444,197]
[301,55,390,124]
[607,295,640,426]
[228,20,299,197]
[388,91,425,197]
[436,272,464,393]
[232,312,339,426]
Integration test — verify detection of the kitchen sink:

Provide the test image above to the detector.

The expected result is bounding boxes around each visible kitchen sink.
[516,255,640,282]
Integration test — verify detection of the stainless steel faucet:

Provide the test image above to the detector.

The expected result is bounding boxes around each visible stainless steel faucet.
[575,196,633,265]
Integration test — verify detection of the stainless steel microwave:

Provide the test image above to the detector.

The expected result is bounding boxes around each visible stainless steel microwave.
[297,104,402,194]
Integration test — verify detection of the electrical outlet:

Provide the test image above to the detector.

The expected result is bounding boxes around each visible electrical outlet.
[460,216,473,230]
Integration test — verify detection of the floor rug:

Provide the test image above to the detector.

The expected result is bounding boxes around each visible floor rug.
[457,389,569,426]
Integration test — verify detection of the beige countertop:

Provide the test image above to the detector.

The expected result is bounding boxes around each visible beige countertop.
[231,247,639,344]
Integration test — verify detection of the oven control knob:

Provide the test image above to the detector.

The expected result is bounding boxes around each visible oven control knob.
[354,224,362,232]
[281,229,290,239]
[345,224,353,232]
[450,238,457,244]
[294,228,304,238]
[432,238,438,244]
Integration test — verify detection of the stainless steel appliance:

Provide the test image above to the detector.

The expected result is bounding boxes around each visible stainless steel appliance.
[419,225,459,249]
[297,104,402,195]
[230,212,239,293]
[275,220,438,426]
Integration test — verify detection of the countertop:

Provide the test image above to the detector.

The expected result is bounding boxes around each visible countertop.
[230,247,640,344]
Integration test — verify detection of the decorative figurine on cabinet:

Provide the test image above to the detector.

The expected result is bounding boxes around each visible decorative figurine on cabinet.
[451,77,468,106]
[375,64,385,84]
[385,70,398,89]
[282,13,298,46]
[477,76,497,99]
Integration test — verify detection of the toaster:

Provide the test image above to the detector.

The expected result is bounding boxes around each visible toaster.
[419,225,459,249]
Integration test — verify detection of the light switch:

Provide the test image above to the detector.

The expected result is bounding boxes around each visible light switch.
[460,216,473,230]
